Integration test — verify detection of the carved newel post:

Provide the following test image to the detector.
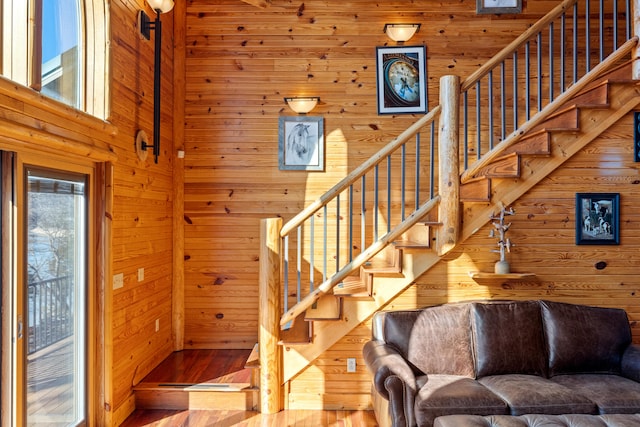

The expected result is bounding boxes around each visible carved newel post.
[489,206,515,274]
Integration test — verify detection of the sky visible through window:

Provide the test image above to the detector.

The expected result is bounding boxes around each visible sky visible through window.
[42,0,79,63]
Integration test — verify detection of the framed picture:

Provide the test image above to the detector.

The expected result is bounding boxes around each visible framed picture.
[477,0,522,14]
[278,116,324,171]
[575,193,620,245]
[376,45,427,115]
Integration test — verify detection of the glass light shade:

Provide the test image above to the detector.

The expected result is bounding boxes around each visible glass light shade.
[146,0,174,13]
[384,23,420,42]
[284,97,320,114]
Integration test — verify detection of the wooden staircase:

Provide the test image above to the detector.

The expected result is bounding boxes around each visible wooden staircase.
[276,56,640,386]
[133,346,260,411]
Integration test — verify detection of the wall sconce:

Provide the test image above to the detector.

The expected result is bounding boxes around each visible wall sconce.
[383,23,421,43]
[284,96,320,114]
[136,0,175,163]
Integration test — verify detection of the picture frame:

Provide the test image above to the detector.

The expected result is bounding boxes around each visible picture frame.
[278,116,324,171]
[575,193,620,245]
[476,0,522,14]
[376,45,427,115]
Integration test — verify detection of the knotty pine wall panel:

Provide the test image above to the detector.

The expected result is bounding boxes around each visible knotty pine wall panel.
[107,0,176,417]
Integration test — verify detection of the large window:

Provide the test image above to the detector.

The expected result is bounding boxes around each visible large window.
[1,0,109,118]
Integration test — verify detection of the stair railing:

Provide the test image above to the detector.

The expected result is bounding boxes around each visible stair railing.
[460,0,633,177]
[277,106,442,327]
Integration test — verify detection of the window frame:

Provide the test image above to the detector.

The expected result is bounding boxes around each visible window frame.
[1,0,110,119]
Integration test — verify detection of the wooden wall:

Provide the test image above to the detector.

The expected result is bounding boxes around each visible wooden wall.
[108,0,176,421]
[183,0,640,410]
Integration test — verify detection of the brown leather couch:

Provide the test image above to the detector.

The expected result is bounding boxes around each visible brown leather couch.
[362,300,640,427]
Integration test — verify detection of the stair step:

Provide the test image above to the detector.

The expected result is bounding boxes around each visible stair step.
[134,382,258,410]
[305,294,342,321]
[475,152,520,178]
[245,343,260,388]
[569,81,610,108]
[393,239,432,250]
[333,276,372,298]
[460,177,491,202]
[502,130,551,156]
[532,106,579,132]
[279,313,312,345]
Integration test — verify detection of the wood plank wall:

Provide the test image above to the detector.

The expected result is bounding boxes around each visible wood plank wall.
[108,0,176,421]
[184,0,640,410]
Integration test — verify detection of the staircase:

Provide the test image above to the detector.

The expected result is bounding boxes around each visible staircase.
[258,0,640,413]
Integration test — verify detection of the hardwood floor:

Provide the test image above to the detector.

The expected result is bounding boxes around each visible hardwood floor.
[121,349,378,426]
[121,409,378,426]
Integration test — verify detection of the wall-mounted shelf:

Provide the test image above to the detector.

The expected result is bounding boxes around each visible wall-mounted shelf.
[468,272,536,281]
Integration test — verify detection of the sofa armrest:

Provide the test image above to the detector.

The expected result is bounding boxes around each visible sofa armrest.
[621,343,640,382]
[363,340,419,399]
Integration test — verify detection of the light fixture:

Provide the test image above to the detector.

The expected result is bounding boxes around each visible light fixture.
[383,23,421,43]
[284,97,320,114]
[136,0,175,163]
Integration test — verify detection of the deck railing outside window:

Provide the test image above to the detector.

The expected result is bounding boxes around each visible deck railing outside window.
[27,275,74,355]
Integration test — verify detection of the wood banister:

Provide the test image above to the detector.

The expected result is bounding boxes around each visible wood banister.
[461,0,579,92]
[461,37,639,184]
[280,106,441,237]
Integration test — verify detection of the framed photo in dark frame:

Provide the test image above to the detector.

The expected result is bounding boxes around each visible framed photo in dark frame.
[376,45,427,115]
[575,193,620,245]
[477,0,522,14]
[278,115,324,171]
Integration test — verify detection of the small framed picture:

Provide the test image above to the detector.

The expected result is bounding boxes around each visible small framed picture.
[477,0,522,14]
[376,45,427,115]
[278,116,324,171]
[575,193,620,245]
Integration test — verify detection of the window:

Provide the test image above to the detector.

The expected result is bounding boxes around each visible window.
[1,0,109,118]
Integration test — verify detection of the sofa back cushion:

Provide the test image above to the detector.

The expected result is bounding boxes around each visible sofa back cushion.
[472,300,548,378]
[541,300,631,376]
[378,303,475,377]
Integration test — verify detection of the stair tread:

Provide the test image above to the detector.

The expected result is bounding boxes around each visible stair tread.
[244,343,259,369]
[393,239,431,249]
[305,294,342,320]
[333,278,371,297]
[134,381,252,392]
[279,313,312,345]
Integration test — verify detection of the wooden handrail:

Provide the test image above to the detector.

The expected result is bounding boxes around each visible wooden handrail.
[280,195,441,327]
[461,0,578,92]
[461,37,639,184]
[280,106,441,237]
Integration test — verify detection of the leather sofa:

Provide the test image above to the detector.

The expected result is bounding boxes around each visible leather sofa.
[362,300,640,427]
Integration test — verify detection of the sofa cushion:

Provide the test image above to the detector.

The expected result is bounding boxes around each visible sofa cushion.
[434,414,640,427]
[541,301,631,377]
[552,374,640,414]
[382,303,475,377]
[479,374,597,415]
[471,301,547,378]
[415,374,508,427]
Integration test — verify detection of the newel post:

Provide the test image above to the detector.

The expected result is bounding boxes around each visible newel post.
[259,217,283,414]
[437,75,461,256]
[634,0,640,79]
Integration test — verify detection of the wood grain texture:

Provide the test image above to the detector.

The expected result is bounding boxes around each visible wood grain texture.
[179,0,640,412]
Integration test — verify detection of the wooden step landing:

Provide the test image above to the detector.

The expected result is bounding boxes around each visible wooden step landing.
[133,349,259,411]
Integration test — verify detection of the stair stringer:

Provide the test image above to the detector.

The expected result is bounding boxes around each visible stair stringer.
[282,250,441,383]
[461,81,640,241]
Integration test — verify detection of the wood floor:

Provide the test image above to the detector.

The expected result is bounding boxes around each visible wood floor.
[121,409,378,426]
[120,349,379,426]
